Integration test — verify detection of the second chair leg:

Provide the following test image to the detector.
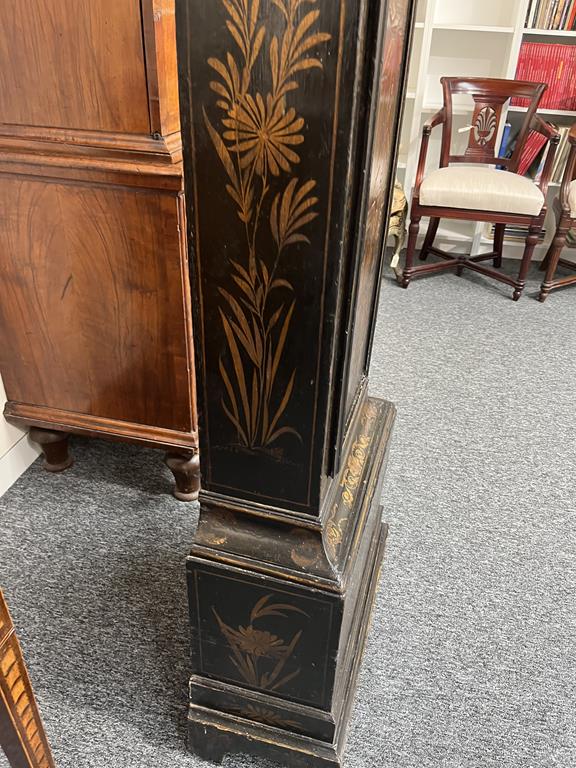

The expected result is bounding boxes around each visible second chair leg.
[418,217,439,261]
[513,225,540,301]
[538,221,569,302]
[164,450,200,502]
[539,239,554,273]
[399,215,421,288]
[493,223,505,268]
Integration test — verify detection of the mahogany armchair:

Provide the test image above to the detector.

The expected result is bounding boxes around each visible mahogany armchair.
[538,123,576,302]
[398,78,560,301]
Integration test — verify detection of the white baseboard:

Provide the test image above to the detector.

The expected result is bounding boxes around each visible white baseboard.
[0,432,41,498]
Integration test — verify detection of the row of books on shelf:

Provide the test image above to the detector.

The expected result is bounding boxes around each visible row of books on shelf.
[512,43,576,111]
[525,0,576,29]
[498,121,571,184]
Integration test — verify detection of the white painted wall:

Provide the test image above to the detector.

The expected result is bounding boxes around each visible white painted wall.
[0,374,40,497]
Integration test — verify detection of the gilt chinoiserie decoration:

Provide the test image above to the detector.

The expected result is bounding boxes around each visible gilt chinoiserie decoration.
[204,0,330,452]
[177,0,415,764]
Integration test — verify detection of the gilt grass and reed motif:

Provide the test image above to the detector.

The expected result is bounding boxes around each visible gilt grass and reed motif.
[212,594,309,692]
[204,0,330,450]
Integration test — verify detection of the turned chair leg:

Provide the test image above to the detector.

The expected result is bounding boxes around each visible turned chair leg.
[164,450,200,502]
[29,428,73,472]
[493,223,505,269]
[399,215,421,288]
[539,239,554,273]
[514,225,540,301]
[418,217,439,261]
[538,221,569,303]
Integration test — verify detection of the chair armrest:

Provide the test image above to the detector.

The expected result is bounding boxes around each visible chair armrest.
[530,114,559,141]
[414,109,446,195]
[426,108,446,131]
[530,115,560,198]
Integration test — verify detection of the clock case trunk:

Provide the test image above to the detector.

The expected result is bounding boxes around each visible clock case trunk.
[177,0,415,764]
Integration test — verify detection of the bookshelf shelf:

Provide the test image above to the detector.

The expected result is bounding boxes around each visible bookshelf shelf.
[523,28,576,37]
[433,24,515,32]
[508,106,576,117]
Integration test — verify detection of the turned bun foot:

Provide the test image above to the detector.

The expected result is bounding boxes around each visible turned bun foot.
[29,428,73,472]
[164,450,200,502]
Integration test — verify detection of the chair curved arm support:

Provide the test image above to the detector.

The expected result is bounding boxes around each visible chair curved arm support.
[530,114,559,141]
[414,108,445,196]
[559,123,576,215]
[530,114,560,200]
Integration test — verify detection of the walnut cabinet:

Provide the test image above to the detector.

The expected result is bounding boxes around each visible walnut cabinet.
[0,0,199,499]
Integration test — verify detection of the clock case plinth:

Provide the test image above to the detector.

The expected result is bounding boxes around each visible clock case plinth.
[187,397,394,768]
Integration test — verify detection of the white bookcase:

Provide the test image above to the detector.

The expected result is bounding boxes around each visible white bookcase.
[398,0,576,258]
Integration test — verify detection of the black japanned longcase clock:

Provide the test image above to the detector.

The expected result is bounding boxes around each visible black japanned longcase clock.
[176,0,415,764]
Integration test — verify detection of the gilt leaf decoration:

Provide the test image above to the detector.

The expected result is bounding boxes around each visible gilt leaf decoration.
[206,0,330,451]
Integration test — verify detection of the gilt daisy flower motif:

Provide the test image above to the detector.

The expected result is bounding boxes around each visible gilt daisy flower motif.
[236,626,287,657]
[223,94,304,176]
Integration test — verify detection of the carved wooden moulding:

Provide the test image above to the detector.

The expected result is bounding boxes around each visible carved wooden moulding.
[0,591,55,768]
[177,0,414,765]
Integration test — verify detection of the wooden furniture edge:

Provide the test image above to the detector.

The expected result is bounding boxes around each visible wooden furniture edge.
[0,590,56,768]
[4,402,198,452]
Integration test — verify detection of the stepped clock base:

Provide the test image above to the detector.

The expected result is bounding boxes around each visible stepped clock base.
[185,397,394,768]
[188,523,387,768]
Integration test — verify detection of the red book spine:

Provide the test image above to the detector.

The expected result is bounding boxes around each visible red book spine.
[542,44,559,109]
[551,45,564,109]
[512,43,527,107]
[550,45,571,110]
[568,0,576,28]
[557,46,569,108]
[542,44,554,109]
[568,46,576,109]
[532,44,543,107]
[536,44,545,107]
[518,130,548,176]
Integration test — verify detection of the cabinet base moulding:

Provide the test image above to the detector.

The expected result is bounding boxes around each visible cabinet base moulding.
[5,402,200,501]
[4,402,197,452]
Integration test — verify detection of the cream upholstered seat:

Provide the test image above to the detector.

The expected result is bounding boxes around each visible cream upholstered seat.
[420,166,545,216]
[568,179,576,215]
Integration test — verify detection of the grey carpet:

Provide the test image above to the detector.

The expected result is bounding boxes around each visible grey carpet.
[1,262,575,768]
